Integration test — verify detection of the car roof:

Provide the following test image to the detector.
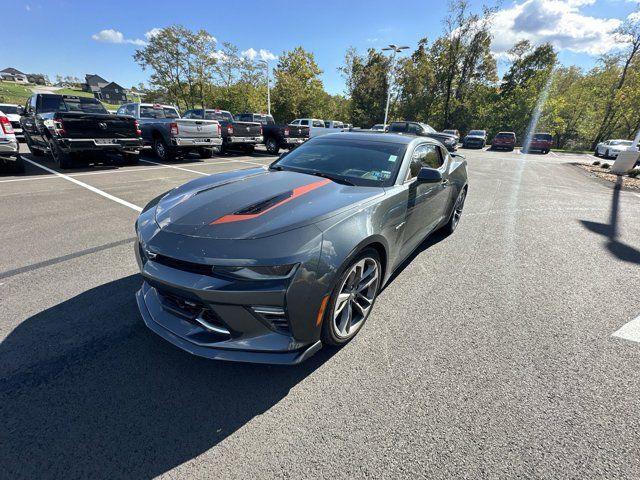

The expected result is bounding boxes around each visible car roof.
[317,132,436,145]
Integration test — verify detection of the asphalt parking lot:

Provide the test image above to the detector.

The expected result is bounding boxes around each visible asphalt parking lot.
[1,144,639,479]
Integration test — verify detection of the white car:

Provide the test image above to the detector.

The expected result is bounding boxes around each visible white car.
[290,118,327,137]
[371,124,387,131]
[0,110,23,173]
[0,103,24,141]
[324,120,345,129]
[594,139,632,159]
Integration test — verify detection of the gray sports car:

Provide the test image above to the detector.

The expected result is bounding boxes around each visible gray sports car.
[135,132,468,364]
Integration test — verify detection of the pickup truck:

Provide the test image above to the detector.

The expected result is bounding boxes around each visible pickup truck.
[117,103,222,161]
[388,121,458,152]
[235,112,309,155]
[21,94,143,169]
[183,109,262,154]
[289,118,327,138]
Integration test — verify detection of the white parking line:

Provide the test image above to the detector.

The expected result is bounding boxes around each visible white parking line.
[140,159,209,176]
[550,151,559,157]
[612,315,640,344]
[23,158,142,212]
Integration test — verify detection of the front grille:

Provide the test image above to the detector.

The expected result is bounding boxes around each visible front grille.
[154,254,213,276]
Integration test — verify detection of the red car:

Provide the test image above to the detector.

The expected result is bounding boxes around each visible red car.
[525,133,553,154]
[491,132,516,151]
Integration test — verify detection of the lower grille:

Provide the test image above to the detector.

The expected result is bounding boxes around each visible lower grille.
[157,289,231,336]
[251,306,290,334]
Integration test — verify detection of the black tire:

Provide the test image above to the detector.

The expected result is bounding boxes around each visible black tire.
[48,138,74,169]
[594,149,600,157]
[122,152,140,165]
[265,137,280,155]
[153,137,176,161]
[605,149,610,159]
[2,155,25,174]
[443,186,467,235]
[25,133,45,157]
[320,248,382,347]
[198,148,213,159]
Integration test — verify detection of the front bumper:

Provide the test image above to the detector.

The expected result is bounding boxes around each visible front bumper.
[463,139,485,148]
[59,137,143,152]
[172,137,223,148]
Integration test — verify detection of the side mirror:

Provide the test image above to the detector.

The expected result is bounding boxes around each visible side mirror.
[416,167,442,183]
[451,152,465,160]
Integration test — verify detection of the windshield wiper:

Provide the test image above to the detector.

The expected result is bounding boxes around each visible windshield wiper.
[305,170,356,186]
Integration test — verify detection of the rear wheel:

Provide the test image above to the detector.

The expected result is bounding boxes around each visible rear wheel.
[443,187,467,235]
[265,137,280,155]
[153,137,176,161]
[2,155,25,174]
[321,249,381,346]
[198,148,213,159]
[48,138,74,169]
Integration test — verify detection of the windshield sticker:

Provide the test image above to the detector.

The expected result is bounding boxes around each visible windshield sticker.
[388,155,398,163]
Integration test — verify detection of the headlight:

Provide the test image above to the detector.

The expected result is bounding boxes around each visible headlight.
[213,264,298,280]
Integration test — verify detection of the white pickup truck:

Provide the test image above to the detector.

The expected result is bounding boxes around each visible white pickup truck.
[117,103,222,160]
[289,118,329,138]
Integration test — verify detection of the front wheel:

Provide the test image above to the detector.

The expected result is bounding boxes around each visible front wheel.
[605,149,610,159]
[265,137,280,155]
[443,187,467,235]
[594,148,600,157]
[321,249,381,346]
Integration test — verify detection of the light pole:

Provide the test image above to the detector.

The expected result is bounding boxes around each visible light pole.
[381,44,409,128]
[258,60,271,115]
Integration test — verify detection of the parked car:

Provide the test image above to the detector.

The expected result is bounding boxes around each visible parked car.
[442,129,460,142]
[371,124,386,131]
[290,118,327,137]
[594,139,633,159]
[183,109,262,154]
[462,130,487,149]
[0,103,24,141]
[0,110,23,173]
[491,132,516,151]
[388,121,458,152]
[524,133,553,154]
[235,112,309,155]
[134,132,468,364]
[118,103,222,161]
[324,120,345,129]
[22,94,143,169]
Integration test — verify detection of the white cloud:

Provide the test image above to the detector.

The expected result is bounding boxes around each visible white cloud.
[144,28,163,40]
[490,0,627,57]
[628,11,640,23]
[210,50,228,61]
[91,29,146,46]
[241,47,277,61]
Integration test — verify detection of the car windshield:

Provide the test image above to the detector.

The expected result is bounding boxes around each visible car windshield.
[610,140,632,146]
[443,130,456,135]
[469,130,485,136]
[140,106,180,119]
[0,105,18,114]
[419,124,437,133]
[271,137,406,187]
[532,133,552,141]
[204,111,234,122]
[39,96,107,114]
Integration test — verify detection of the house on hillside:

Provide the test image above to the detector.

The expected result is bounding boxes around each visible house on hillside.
[0,68,48,85]
[82,74,128,104]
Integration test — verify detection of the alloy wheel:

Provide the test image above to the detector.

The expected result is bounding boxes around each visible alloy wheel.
[452,188,467,230]
[332,257,380,339]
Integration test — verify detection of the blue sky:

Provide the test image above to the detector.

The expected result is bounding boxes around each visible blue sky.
[4,0,639,95]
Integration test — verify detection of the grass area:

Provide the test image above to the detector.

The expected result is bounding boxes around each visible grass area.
[0,82,121,110]
[0,82,33,105]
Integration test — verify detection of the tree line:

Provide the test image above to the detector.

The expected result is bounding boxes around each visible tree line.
[134,1,640,150]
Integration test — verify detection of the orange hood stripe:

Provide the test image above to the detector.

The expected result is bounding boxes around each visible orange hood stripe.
[210,178,332,225]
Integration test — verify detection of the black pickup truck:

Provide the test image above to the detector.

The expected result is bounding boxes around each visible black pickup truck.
[235,113,309,155]
[183,109,262,154]
[21,94,142,168]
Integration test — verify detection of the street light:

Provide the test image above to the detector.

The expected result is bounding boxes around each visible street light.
[381,44,409,128]
[258,60,271,115]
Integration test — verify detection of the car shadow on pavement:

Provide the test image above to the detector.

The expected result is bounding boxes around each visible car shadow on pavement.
[0,274,333,479]
[580,176,640,265]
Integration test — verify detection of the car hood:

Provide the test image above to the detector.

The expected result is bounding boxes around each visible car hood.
[154,168,385,240]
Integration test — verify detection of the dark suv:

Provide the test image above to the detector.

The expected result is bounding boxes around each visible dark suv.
[388,121,458,152]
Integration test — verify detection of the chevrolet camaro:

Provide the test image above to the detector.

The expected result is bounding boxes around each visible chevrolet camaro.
[135,132,468,364]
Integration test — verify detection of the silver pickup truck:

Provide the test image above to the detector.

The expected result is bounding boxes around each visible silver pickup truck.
[117,103,222,160]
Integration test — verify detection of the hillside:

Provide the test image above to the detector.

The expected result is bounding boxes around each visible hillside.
[0,82,121,110]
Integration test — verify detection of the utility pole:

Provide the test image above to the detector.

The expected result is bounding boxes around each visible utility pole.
[381,44,409,128]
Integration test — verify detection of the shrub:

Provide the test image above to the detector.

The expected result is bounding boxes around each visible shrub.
[592,160,601,166]
[601,163,610,169]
